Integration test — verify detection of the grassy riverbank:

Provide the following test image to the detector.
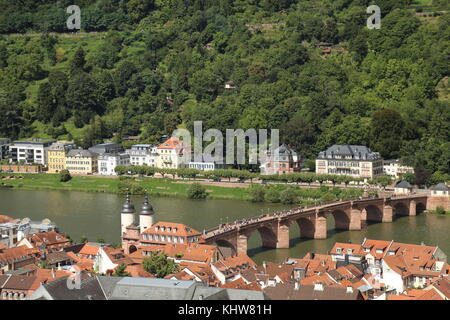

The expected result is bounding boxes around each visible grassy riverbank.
[0,173,363,204]
[0,173,250,201]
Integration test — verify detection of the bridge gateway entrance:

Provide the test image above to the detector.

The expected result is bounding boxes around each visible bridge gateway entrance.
[204,195,433,257]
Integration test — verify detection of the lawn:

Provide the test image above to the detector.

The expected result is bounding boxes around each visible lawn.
[0,173,251,200]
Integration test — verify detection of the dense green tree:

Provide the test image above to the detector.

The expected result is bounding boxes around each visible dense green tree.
[69,47,86,75]
[113,263,131,276]
[142,253,179,278]
[369,109,405,159]
[59,169,71,182]
[186,183,208,199]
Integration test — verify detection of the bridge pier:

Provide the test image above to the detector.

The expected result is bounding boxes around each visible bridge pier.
[350,208,362,230]
[409,200,417,216]
[383,205,393,222]
[314,216,327,239]
[276,223,290,249]
[236,234,248,256]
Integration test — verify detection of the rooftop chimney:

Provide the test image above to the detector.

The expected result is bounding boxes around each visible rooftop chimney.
[346,287,353,294]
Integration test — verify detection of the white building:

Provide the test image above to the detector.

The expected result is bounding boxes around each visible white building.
[155,136,190,169]
[188,162,225,171]
[0,138,11,160]
[316,145,383,179]
[430,183,450,196]
[0,217,58,249]
[8,139,55,165]
[98,153,130,176]
[125,144,158,167]
[394,180,413,195]
[383,159,414,179]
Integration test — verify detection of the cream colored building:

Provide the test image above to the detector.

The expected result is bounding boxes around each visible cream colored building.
[65,149,98,174]
[383,159,414,179]
[47,142,77,173]
[316,145,383,179]
[155,136,189,169]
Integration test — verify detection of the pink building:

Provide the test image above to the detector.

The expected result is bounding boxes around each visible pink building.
[260,144,301,175]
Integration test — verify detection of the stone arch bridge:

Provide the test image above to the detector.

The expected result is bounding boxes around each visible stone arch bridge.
[202,195,430,256]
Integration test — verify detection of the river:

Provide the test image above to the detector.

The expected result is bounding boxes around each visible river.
[0,189,449,264]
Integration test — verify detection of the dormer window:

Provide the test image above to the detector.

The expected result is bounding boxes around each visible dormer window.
[336,248,342,254]
[167,227,171,232]
[347,249,352,254]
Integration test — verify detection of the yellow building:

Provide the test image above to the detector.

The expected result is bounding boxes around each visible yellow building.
[66,149,98,174]
[47,142,76,173]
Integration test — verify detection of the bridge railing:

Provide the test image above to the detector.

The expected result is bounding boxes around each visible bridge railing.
[203,194,430,238]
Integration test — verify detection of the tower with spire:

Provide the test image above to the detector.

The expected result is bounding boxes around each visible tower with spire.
[120,193,135,236]
[139,194,155,233]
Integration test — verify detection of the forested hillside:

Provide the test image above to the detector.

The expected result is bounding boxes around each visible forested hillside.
[0,0,449,176]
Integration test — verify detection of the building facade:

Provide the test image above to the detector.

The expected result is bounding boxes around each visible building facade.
[155,137,189,169]
[65,149,98,174]
[316,145,383,179]
[88,143,122,155]
[8,140,55,165]
[47,142,77,173]
[188,162,225,171]
[125,144,158,167]
[0,138,10,160]
[98,153,130,176]
[383,159,414,179]
[260,144,301,175]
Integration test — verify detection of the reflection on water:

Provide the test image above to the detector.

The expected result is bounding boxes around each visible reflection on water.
[0,189,448,264]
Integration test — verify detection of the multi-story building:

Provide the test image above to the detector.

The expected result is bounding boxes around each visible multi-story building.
[383,159,414,179]
[315,145,383,179]
[8,139,55,165]
[260,144,301,175]
[98,153,130,176]
[0,138,11,160]
[0,217,58,249]
[155,136,189,169]
[140,222,202,246]
[125,144,158,167]
[188,161,225,171]
[65,149,98,174]
[88,143,122,155]
[47,141,77,173]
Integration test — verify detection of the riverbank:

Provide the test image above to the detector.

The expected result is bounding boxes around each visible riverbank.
[0,173,251,201]
[0,173,364,204]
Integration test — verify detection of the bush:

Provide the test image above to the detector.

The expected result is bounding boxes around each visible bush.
[321,192,337,202]
[434,206,446,215]
[186,183,208,199]
[249,185,266,202]
[265,188,280,203]
[59,169,71,182]
[280,188,297,204]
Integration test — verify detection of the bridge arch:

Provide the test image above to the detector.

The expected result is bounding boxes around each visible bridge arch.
[296,218,315,239]
[365,205,383,222]
[416,202,426,215]
[330,209,350,230]
[245,226,278,250]
[393,202,409,217]
[215,239,237,256]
